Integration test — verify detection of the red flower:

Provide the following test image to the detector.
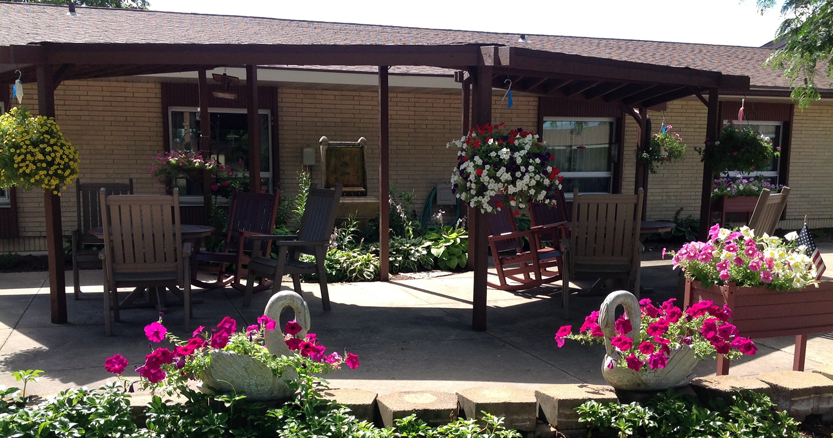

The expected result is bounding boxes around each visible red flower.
[476,168,484,176]
[285,320,302,336]
[512,211,520,216]
[104,354,128,375]
[285,338,302,351]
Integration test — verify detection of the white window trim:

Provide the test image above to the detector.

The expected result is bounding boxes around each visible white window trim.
[0,101,8,207]
[168,107,273,204]
[720,120,782,183]
[543,116,616,199]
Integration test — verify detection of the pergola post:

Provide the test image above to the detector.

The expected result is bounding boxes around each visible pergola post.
[37,63,67,324]
[378,66,390,281]
[246,65,261,193]
[471,65,492,331]
[698,88,720,240]
[460,75,475,270]
[198,69,212,206]
[634,113,651,218]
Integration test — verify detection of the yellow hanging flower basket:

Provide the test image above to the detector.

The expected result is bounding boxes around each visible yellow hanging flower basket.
[0,107,79,194]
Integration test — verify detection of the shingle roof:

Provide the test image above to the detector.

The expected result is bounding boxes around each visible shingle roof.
[0,2,794,89]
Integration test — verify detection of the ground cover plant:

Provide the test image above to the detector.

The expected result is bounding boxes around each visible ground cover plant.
[576,389,801,438]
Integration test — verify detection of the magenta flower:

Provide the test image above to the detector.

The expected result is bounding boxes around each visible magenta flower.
[144,321,167,343]
[614,317,632,335]
[719,270,731,281]
[647,320,669,337]
[665,307,682,323]
[708,223,720,241]
[210,331,230,349]
[701,318,719,341]
[345,353,360,370]
[648,352,668,370]
[246,324,259,333]
[748,259,762,272]
[716,260,729,271]
[257,315,277,331]
[731,337,757,355]
[285,320,303,336]
[305,333,317,344]
[554,325,572,348]
[192,326,205,337]
[718,323,738,340]
[697,251,714,263]
[216,317,237,334]
[104,354,128,375]
[611,335,633,351]
[285,338,302,351]
[136,365,166,383]
[733,256,744,266]
[638,342,655,355]
[760,270,773,283]
[325,352,342,364]
[625,354,643,371]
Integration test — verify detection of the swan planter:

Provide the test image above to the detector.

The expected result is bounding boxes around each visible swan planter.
[555,290,756,392]
[198,292,312,401]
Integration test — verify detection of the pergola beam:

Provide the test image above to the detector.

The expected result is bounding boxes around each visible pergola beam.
[4,44,480,69]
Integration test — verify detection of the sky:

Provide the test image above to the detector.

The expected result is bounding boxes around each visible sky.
[148,0,787,48]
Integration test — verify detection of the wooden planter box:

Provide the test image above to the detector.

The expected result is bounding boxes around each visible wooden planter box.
[711,195,759,226]
[684,279,833,375]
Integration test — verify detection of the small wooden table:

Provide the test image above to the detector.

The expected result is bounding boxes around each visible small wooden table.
[91,224,214,311]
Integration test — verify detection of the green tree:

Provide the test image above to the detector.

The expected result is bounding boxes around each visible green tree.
[757,0,833,107]
[7,0,148,8]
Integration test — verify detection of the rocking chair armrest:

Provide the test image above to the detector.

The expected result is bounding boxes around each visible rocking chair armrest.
[530,221,568,239]
[488,229,534,244]
[271,239,329,247]
[98,248,107,260]
[182,242,193,258]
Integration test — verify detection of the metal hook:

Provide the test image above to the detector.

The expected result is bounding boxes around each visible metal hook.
[501,78,512,100]
[15,70,22,81]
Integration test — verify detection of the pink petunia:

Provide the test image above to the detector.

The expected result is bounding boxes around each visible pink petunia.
[760,270,773,283]
[716,260,729,271]
[647,320,670,337]
[611,335,633,352]
[718,323,738,340]
[345,353,360,370]
[285,320,303,336]
[285,338,302,351]
[708,224,721,241]
[731,337,757,355]
[724,243,738,253]
[216,317,237,334]
[614,317,632,335]
[748,259,762,272]
[554,325,572,348]
[744,245,758,259]
[257,315,277,331]
[305,333,317,344]
[625,354,643,371]
[733,257,744,267]
[701,318,719,341]
[144,321,167,343]
[665,307,682,323]
[246,324,259,334]
[648,352,668,370]
[325,352,342,364]
[104,354,128,375]
[136,365,166,383]
[192,326,205,337]
[638,342,655,355]
[719,270,731,281]
[210,331,230,349]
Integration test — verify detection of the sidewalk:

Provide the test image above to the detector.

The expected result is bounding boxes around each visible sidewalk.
[1,244,832,396]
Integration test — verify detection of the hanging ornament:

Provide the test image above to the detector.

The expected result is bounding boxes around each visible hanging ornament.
[738,98,745,123]
[12,71,23,104]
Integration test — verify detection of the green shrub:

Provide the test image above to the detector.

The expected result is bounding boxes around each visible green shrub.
[576,389,800,438]
[0,253,23,270]
[422,225,468,270]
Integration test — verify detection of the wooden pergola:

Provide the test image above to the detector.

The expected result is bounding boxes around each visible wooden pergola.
[1,41,749,330]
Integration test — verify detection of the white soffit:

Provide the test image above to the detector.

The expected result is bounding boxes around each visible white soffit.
[143,66,459,90]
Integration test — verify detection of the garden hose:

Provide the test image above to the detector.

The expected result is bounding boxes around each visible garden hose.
[419,188,462,231]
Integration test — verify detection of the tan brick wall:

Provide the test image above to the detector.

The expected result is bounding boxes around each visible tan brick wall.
[277,90,537,218]
[2,78,163,252]
[625,99,710,222]
[786,103,833,229]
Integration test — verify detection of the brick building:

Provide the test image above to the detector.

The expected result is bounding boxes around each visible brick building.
[1,3,831,253]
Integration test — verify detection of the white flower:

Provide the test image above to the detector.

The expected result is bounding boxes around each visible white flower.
[784,231,798,241]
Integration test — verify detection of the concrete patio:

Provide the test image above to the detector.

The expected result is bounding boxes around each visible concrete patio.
[1,245,832,397]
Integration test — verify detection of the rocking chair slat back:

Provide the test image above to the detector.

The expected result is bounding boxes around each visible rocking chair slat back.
[748,187,790,236]
[487,195,522,253]
[296,185,343,255]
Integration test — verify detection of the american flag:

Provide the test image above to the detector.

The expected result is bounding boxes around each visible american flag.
[797,222,826,280]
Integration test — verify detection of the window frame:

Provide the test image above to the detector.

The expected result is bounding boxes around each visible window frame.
[168,106,273,205]
[542,116,617,199]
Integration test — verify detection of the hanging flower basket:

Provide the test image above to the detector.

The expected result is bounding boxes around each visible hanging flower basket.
[638,125,686,174]
[448,123,562,214]
[699,123,777,174]
[148,150,232,185]
[0,107,80,194]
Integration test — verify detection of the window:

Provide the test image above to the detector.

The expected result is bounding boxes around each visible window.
[542,118,616,198]
[169,108,272,203]
[721,121,782,185]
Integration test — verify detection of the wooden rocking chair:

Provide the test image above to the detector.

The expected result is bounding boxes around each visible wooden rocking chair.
[191,190,280,292]
[487,197,565,292]
[748,187,790,236]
